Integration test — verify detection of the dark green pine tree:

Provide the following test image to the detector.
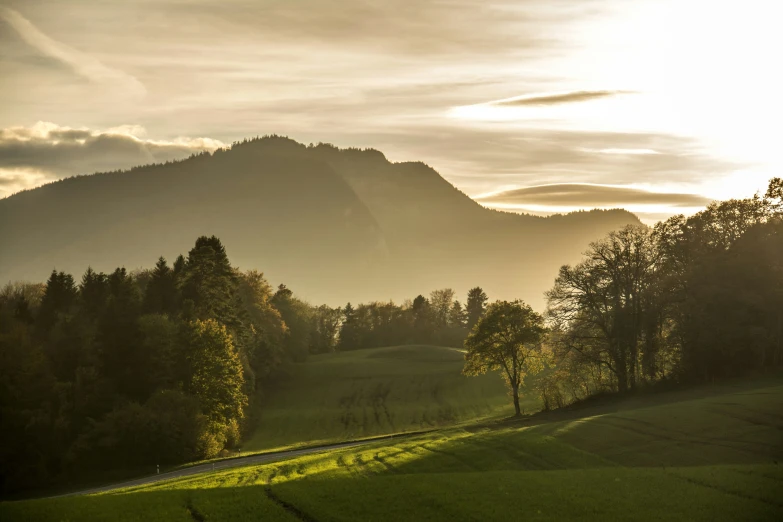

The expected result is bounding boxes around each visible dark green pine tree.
[466,286,488,330]
[271,284,312,362]
[411,295,433,343]
[172,254,186,279]
[144,257,179,315]
[179,236,240,328]
[80,267,109,318]
[449,300,467,328]
[37,270,78,335]
[337,302,360,351]
[98,267,144,399]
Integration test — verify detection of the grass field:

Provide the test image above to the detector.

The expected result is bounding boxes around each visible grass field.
[243,345,528,450]
[4,374,782,521]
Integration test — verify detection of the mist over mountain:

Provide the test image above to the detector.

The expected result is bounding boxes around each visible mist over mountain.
[0,136,639,308]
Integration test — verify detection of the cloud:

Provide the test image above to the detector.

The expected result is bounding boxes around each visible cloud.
[349,126,741,195]
[587,148,659,155]
[0,6,145,96]
[492,90,635,107]
[174,0,557,58]
[0,169,46,187]
[0,168,53,199]
[0,122,225,191]
[477,183,711,208]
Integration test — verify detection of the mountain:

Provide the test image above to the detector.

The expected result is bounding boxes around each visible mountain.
[0,136,640,308]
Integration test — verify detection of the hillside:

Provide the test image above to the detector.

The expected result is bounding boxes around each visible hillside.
[244,345,531,450]
[0,137,640,306]
[5,376,781,521]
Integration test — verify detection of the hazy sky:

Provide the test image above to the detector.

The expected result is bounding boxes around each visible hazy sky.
[1,0,780,223]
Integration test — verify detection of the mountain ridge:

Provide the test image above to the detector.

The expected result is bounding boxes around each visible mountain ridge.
[0,136,640,308]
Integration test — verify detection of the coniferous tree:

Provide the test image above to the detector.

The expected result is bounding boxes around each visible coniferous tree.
[144,257,179,315]
[37,270,78,335]
[338,303,360,350]
[466,287,488,330]
[449,300,467,328]
[98,268,144,399]
[272,284,313,362]
[411,295,433,343]
[79,267,109,318]
[172,254,186,279]
[179,236,239,328]
[0,316,59,492]
[138,313,182,392]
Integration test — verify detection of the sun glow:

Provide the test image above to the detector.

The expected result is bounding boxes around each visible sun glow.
[450,0,781,204]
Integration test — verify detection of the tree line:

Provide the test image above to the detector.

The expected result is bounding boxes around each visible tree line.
[463,178,783,413]
[0,235,489,494]
[337,287,488,351]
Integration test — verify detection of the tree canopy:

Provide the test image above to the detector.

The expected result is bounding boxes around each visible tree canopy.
[542,178,783,404]
[464,300,546,415]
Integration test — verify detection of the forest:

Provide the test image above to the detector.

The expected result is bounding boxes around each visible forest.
[0,178,781,497]
[0,235,487,495]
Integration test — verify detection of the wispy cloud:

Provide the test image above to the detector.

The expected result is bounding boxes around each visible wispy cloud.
[586,148,660,155]
[477,183,711,208]
[0,6,145,96]
[492,90,635,107]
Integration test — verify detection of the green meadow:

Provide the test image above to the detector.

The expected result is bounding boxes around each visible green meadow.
[243,345,528,451]
[4,372,782,521]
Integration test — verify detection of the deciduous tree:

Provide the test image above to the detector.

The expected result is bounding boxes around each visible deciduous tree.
[185,319,247,424]
[463,300,546,415]
[546,225,660,392]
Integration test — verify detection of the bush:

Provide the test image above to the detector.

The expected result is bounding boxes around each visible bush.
[197,422,227,459]
[69,389,239,468]
[224,418,241,450]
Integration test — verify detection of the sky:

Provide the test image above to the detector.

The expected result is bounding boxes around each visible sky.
[1,0,780,223]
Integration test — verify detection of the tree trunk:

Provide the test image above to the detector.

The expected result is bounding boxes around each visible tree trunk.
[616,357,628,394]
[512,385,521,416]
[776,310,782,367]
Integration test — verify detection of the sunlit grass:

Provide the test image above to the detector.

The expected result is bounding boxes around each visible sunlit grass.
[3,376,781,521]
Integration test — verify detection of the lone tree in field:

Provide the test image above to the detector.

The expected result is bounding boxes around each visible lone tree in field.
[463,300,546,416]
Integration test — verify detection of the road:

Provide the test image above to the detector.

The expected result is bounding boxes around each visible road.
[50,439,377,498]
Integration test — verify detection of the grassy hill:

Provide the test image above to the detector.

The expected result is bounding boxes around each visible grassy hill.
[244,345,528,450]
[5,375,782,521]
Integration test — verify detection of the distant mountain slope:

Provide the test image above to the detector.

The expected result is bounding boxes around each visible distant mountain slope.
[0,136,639,307]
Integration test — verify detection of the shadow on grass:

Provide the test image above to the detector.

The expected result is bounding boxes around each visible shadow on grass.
[5,463,781,522]
[270,464,783,522]
[0,483,301,522]
[479,372,783,432]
